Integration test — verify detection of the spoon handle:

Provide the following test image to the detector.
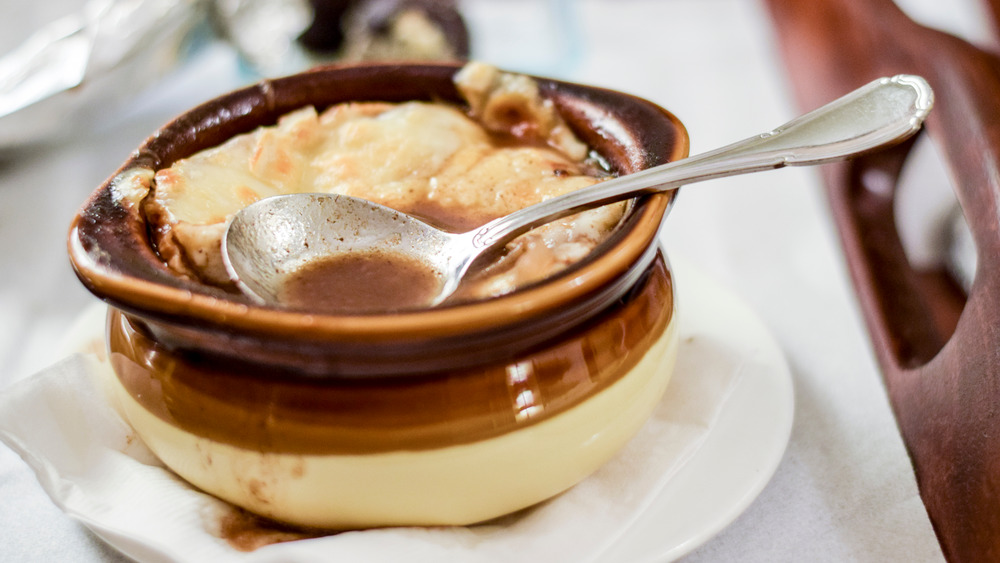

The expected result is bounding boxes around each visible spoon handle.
[469,74,933,252]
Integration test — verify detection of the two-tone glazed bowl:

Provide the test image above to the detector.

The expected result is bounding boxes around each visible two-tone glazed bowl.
[68,63,689,529]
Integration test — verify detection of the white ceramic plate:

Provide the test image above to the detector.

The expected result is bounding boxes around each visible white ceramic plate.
[54,254,792,562]
[595,254,795,562]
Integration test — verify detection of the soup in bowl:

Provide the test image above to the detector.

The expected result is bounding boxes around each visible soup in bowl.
[68,62,688,528]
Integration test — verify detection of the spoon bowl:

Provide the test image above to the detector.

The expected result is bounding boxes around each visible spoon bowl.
[224,74,934,312]
[223,193,460,310]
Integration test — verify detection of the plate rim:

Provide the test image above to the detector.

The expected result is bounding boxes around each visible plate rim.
[594,253,795,562]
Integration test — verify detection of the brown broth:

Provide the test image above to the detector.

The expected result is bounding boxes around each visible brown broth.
[278,251,443,314]
[212,505,328,551]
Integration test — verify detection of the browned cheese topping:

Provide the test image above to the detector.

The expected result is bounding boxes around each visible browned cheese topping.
[126,62,622,302]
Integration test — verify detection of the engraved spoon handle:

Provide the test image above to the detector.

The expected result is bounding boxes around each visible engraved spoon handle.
[468,75,933,254]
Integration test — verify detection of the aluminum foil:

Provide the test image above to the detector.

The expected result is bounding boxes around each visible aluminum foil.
[0,0,466,150]
[0,0,208,148]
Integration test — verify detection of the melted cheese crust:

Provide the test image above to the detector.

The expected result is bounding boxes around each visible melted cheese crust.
[142,67,621,299]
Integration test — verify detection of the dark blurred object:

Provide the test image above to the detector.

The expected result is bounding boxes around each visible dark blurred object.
[300,0,469,58]
[341,0,469,61]
[213,0,469,75]
[764,0,1000,560]
[297,0,352,52]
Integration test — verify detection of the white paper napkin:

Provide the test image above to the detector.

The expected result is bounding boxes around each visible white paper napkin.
[0,257,766,563]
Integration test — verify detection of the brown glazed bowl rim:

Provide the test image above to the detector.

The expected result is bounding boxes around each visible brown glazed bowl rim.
[68,62,689,342]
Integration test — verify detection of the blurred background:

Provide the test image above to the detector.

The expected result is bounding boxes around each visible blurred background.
[2,0,994,560]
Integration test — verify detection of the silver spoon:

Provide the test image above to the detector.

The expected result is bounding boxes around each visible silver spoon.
[222,74,933,310]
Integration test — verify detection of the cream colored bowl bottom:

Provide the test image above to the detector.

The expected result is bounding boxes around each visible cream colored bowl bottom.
[108,318,678,529]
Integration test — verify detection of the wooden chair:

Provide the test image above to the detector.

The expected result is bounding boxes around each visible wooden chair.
[763,0,1000,560]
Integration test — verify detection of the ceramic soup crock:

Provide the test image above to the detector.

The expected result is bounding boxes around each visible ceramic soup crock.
[68,62,689,528]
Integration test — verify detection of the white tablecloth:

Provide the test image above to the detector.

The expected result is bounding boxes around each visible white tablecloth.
[0,0,964,560]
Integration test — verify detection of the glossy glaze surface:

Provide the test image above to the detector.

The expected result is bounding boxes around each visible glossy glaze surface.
[109,255,673,455]
[108,313,678,528]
